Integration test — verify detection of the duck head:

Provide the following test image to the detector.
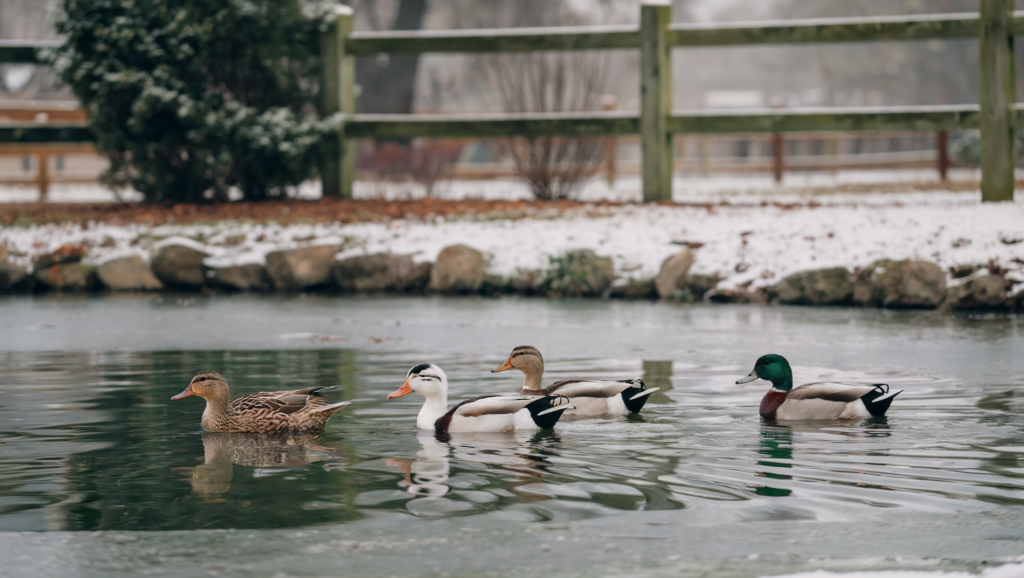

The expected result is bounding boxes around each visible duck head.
[388,364,449,401]
[172,371,231,404]
[492,346,544,390]
[736,354,794,391]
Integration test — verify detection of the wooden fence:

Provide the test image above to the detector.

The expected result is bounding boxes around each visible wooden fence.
[0,1,1019,202]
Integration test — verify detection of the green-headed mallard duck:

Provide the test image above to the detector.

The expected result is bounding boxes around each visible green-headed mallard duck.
[491,345,658,415]
[387,363,574,434]
[737,354,902,421]
[171,371,351,433]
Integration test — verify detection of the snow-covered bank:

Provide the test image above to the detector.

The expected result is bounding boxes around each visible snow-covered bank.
[3,189,1023,292]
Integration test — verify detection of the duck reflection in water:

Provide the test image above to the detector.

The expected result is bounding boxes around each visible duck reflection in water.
[188,432,341,495]
[754,425,793,497]
[387,431,452,499]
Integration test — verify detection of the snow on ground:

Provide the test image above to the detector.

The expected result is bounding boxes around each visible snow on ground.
[2,172,1024,290]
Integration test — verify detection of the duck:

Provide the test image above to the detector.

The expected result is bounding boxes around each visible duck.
[170,371,352,433]
[491,345,659,415]
[386,363,574,434]
[736,354,902,421]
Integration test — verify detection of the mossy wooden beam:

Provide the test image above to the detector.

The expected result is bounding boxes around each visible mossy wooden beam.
[319,7,355,199]
[0,40,58,64]
[669,13,986,47]
[346,26,639,56]
[641,1,673,202]
[0,123,94,143]
[345,113,640,140]
[980,0,1015,202]
[669,106,982,134]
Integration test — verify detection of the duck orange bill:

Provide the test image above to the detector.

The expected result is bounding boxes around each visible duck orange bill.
[387,379,413,399]
[170,384,195,400]
[491,358,513,373]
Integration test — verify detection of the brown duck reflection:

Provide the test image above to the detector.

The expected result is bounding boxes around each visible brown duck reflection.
[188,432,340,494]
[754,425,793,497]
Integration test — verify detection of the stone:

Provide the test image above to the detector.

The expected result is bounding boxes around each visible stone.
[0,261,27,292]
[151,243,208,291]
[949,264,980,279]
[265,244,342,291]
[207,264,273,292]
[331,253,431,293]
[775,267,852,305]
[33,262,96,292]
[610,278,658,300]
[33,243,88,271]
[428,245,487,294]
[541,249,615,298]
[707,287,767,305]
[686,274,718,299]
[655,249,695,300]
[942,274,1010,311]
[1011,288,1024,312]
[96,255,163,291]
[0,245,8,261]
[854,259,945,309]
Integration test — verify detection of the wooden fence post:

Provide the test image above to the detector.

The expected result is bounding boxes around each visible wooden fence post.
[640,1,672,202]
[937,130,949,181]
[320,6,355,199]
[979,0,1015,202]
[37,151,49,202]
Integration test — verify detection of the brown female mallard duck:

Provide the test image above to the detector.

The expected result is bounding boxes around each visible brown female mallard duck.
[170,371,352,433]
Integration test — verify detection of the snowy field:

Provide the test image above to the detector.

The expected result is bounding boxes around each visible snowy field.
[2,170,1023,290]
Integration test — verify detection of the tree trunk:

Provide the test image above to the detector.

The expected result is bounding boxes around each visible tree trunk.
[355,0,427,114]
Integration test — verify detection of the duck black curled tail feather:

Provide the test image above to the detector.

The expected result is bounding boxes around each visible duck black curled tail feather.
[860,384,901,417]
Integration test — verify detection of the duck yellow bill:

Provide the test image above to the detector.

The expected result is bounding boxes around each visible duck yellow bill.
[171,384,195,400]
[491,358,513,373]
[387,378,413,399]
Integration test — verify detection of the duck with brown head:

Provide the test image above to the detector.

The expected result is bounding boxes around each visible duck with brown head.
[492,345,659,416]
[171,371,352,434]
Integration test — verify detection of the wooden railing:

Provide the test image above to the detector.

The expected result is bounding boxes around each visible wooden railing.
[1,1,1019,202]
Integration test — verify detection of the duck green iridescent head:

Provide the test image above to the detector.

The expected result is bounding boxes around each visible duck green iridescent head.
[736,354,794,391]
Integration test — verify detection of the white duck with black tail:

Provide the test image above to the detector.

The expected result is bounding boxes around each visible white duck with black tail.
[737,354,902,421]
[492,346,659,416]
[387,364,574,434]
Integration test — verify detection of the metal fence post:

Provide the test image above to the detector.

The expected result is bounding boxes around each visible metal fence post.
[979,0,1015,202]
[640,1,672,202]
[320,6,355,198]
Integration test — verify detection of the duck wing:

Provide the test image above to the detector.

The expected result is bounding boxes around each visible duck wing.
[788,382,880,402]
[545,379,640,398]
[451,395,543,417]
[232,386,334,415]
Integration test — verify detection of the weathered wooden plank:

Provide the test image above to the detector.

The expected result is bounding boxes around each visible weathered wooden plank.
[641,1,673,202]
[669,105,982,134]
[980,0,1015,202]
[345,112,640,139]
[0,123,94,143]
[346,25,639,56]
[669,13,983,47]
[0,39,59,64]
[319,7,354,198]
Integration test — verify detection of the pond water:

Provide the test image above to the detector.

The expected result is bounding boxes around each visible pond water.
[0,295,1022,578]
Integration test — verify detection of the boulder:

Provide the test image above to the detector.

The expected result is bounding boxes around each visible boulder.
[151,243,208,291]
[96,255,163,291]
[265,244,343,291]
[1011,288,1024,312]
[33,262,96,292]
[775,267,852,305]
[0,261,27,292]
[610,278,658,300]
[331,253,431,293]
[655,249,695,300]
[207,264,274,292]
[854,259,945,309]
[541,249,615,298]
[33,243,88,271]
[942,274,1010,311]
[686,274,718,299]
[428,245,487,294]
[707,287,768,305]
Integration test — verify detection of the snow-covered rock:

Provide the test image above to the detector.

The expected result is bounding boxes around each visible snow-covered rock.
[428,245,486,294]
[943,274,1010,311]
[854,260,946,309]
[776,267,853,306]
[151,243,208,290]
[265,244,342,290]
[33,262,96,292]
[96,255,163,291]
[331,253,430,293]
[207,264,273,292]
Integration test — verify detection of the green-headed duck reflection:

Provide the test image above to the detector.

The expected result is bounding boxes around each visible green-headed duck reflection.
[754,424,793,497]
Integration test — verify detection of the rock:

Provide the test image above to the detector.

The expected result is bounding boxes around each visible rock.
[707,287,767,305]
[655,249,695,299]
[942,274,1010,311]
[265,244,342,291]
[0,261,27,292]
[0,245,8,261]
[542,249,615,298]
[949,264,980,279]
[151,243,208,291]
[428,245,487,294]
[331,253,431,293]
[33,262,96,292]
[854,259,945,309]
[207,264,273,292]
[610,278,657,300]
[33,243,88,270]
[775,267,852,305]
[1011,288,1024,312]
[96,255,163,291]
[685,274,718,299]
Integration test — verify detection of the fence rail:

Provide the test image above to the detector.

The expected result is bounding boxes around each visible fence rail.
[0,1,1019,201]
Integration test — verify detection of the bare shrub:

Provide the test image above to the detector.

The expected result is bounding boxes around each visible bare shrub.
[356,139,464,197]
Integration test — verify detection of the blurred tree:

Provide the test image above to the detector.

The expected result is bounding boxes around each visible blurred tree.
[352,0,427,114]
[49,0,341,203]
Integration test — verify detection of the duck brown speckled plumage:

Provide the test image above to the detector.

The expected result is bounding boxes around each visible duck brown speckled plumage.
[171,371,352,434]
